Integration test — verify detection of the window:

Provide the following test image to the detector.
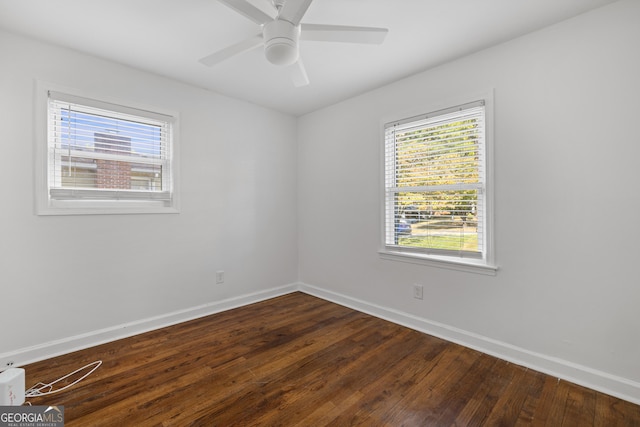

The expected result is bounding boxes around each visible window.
[36,85,179,215]
[382,97,495,273]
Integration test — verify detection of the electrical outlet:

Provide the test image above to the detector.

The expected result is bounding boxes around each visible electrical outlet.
[413,284,423,300]
[216,270,224,284]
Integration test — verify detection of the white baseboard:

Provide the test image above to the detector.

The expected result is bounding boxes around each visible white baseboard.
[3,281,639,406]
[0,283,297,371]
[298,282,640,405]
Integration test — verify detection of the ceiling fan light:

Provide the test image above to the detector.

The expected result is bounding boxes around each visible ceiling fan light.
[265,38,298,66]
[263,19,300,66]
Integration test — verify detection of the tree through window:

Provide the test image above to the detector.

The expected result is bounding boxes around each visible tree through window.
[384,100,487,260]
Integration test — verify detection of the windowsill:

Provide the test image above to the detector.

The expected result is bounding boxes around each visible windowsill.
[36,199,179,216]
[378,249,498,275]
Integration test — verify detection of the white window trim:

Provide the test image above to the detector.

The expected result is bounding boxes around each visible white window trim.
[379,90,497,275]
[35,81,180,215]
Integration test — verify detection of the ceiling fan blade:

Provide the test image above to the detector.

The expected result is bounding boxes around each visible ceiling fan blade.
[288,59,309,87]
[278,0,314,26]
[218,0,276,25]
[300,24,388,44]
[199,35,263,67]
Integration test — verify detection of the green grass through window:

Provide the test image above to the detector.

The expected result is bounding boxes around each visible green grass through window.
[399,233,478,252]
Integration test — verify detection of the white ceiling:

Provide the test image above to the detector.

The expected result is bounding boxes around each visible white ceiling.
[0,0,619,116]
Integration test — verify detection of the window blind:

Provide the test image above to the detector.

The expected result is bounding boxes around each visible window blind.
[47,91,173,202]
[384,100,485,259]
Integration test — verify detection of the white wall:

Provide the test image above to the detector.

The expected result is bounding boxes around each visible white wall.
[298,0,640,401]
[2,0,639,404]
[0,30,298,360]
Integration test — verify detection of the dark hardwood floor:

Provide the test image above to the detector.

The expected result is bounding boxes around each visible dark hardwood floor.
[23,292,640,426]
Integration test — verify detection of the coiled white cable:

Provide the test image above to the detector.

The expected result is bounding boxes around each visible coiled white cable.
[25,360,102,398]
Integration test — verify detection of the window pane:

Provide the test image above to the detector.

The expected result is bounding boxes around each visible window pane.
[49,97,169,198]
[384,102,485,258]
[393,190,481,254]
[394,117,481,188]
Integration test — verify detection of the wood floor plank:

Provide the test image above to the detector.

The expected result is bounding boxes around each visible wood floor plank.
[594,393,640,427]
[248,325,413,426]
[451,358,518,426]
[561,382,597,426]
[20,292,640,426]
[545,377,573,426]
[318,329,446,426]
[481,364,531,425]
[377,344,474,424]
[157,312,372,426]
[513,370,547,426]
[529,375,561,426]
[291,390,365,427]
[432,352,500,424]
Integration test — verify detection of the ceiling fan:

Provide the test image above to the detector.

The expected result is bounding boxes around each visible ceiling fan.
[199,0,388,87]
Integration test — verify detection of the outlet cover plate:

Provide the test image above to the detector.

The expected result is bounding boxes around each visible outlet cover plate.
[413,284,424,300]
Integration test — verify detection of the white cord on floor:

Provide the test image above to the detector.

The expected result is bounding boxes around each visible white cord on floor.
[25,360,102,398]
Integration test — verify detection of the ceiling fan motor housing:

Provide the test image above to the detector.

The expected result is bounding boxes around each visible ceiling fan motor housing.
[263,19,300,66]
